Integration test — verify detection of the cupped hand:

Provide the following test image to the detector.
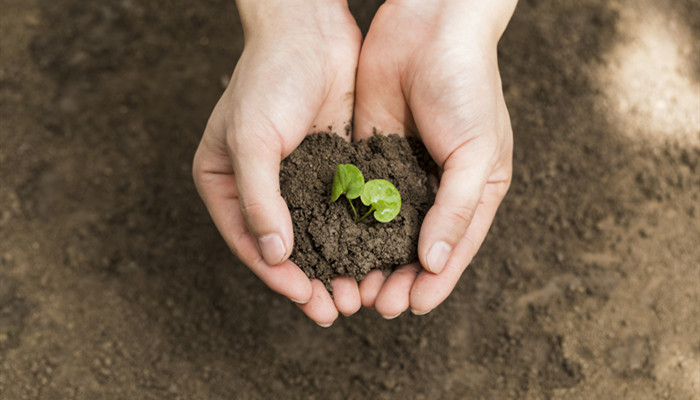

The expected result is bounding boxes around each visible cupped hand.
[193,0,362,326]
[353,0,517,317]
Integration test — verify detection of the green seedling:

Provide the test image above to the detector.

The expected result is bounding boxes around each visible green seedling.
[331,163,402,223]
[331,164,365,220]
[358,179,402,223]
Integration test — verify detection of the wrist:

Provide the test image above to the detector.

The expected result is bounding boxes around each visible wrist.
[236,0,352,41]
[386,0,517,46]
[461,0,518,39]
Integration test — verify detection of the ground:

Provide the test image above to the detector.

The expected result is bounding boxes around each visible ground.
[1,0,698,399]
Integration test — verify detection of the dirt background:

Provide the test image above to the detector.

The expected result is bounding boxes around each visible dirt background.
[1,0,698,399]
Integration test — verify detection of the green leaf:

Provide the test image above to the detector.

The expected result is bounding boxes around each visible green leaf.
[331,164,365,201]
[360,179,401,223]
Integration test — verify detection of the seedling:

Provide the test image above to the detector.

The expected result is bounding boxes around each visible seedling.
[358,179,401,223]
[331,164,365,220]
[331,164,401,223]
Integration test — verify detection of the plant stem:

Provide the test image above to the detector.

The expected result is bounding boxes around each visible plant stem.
[356,206,374,223]
[347,197,357,220]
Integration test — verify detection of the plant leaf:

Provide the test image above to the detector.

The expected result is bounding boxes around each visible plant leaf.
[360,179,401,222]
[331,164,365,201]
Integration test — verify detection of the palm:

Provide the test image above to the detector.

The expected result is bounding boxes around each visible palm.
[353,3,513,316]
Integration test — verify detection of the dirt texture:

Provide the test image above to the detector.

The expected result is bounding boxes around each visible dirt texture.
[280,133,435,286]
[1,0,699,399]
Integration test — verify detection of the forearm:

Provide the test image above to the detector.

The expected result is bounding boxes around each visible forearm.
[235,0,352,41]
[385,0,517,44]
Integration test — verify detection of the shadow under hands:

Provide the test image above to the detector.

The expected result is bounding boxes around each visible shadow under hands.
[348,0,384,36]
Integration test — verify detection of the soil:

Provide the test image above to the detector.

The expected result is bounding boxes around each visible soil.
[1,0,699,399]
[280,133,435,286]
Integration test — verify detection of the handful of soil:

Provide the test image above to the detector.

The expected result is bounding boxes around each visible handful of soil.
[280,132,436,289]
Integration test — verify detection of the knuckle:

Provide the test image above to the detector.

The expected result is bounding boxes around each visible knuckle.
[191,151,204,182]
[227,115,284,157]
[444,203,476,228]
[191,162,200,184]
[191,162,208,196]
[500,178,512,196]
[238,198,269,221]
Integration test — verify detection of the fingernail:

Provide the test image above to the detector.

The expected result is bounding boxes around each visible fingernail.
[258,233,286,265]
[426,241,451,274]
[317,322,333,328]
[290,297,308,305]
[411,308,431,316]
[382,312,402,320]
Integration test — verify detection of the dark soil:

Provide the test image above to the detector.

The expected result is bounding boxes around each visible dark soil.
[280,133,436,286]
[1,0,699,399]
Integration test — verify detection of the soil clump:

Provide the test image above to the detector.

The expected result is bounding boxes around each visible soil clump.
[280,132,436,287]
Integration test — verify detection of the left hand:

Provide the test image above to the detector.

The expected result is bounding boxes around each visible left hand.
[352,0,517,318]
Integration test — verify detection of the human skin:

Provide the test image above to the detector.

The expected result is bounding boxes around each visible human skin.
[192,0,516,326]
[351,0,517,318]
[192,0,361,326]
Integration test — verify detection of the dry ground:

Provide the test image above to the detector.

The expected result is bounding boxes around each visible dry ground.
[1,0,699,399]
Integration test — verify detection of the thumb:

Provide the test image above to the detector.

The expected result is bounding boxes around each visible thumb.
[229,131,295,266]
[418,140,492,274]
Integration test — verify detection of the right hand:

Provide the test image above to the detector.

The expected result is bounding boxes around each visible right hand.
[192,0,362,326]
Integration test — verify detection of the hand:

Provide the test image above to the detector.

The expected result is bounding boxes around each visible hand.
[352,0,517,317]
[192,0,362,326]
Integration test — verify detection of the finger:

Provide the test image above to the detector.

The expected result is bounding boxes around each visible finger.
[417,141,494,274]
[374,263,421,319]
[228,127,295,267]
[193,152,313,303]
[330,276,361,316]
[358,269,386,308]
[297,279,339,327]
[410,182,507,314]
